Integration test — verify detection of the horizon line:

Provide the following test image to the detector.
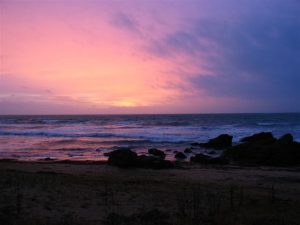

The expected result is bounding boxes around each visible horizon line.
[0,112,299,116]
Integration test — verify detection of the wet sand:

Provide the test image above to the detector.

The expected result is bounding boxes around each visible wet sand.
[1,160,300,225]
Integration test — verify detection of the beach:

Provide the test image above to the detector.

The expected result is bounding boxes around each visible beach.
[1,160,300,225]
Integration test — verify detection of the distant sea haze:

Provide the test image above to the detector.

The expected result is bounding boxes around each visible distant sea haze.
[0,113,299,161]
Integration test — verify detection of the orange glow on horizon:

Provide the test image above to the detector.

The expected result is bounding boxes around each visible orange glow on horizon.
[0,0,214,114]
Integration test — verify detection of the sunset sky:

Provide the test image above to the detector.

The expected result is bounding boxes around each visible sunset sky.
[1,0,299,114]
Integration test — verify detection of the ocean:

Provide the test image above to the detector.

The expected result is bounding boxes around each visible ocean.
[0,113,299,161]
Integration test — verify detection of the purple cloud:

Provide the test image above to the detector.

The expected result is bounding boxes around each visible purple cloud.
[142,0,300,111]
[111,12,141,35]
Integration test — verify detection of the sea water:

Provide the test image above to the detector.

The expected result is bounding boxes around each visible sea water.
[0,113,299,160]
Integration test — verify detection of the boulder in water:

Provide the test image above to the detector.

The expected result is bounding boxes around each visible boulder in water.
[278,133,293,144]
[175,152,187,159]
[224,133,300,166]
[148,148,166,159]
[240,132,275,144]
[108,149,138,168]
[107,149,173,169]
[184,148,192,153]
[190,154,211,164]
[198,134,233,149]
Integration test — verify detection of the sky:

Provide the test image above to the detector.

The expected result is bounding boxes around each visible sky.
[0,0,299,114]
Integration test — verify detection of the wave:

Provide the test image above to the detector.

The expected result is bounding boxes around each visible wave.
[92,139,186,145]
[141,121,192,126]
[55,147,93,152]
[0,117,98,125]
[0,130,189,143]
[2,128,299,143]
[256,122,290,126]
[0,130,117,138]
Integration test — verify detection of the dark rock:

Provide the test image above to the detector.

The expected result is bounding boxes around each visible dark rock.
[190,154,211,164]
[108,149,173,169]
[107,149,138,168]
[137,155,173,169]
[223,143,269,165]
[175,152,187,159]
[223,139,300,166]
[226,132,300,166]
[198,134,233,149]
[190,154,228,164]
[148,148,166,159]
[184,148,192,153]
[44,157,54,161]
[209,157,229,164]
[278,133,293,144]
[240,132,276,144]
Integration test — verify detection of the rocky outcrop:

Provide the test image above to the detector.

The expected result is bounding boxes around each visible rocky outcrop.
[107,149,173,169]
[224,133,300,166]
[240,132,275,144]
[278,133,293,144]
[198,134,233,149]
[190,154,211,163]
[107,149,138,168]
[148,148,166,159]
[184,148,192,153]
[174,152,187,159]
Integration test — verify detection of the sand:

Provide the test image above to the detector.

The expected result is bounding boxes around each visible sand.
[1,160,300,225]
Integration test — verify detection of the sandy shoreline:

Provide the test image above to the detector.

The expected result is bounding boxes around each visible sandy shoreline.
[1,160,300,224]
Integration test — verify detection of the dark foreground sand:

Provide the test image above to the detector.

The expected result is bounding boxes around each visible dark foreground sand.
[1,161,300,225]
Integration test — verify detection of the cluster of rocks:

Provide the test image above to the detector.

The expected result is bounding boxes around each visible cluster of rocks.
[107,147,173,169]
[106,132,300,168]
[224,132,300,166]
[190,132,300,166]
[192,134,233,149]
